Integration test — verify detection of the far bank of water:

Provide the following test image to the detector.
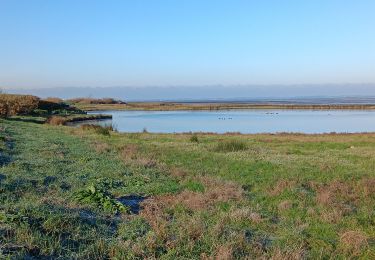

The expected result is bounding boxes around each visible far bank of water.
[71,110,375,134]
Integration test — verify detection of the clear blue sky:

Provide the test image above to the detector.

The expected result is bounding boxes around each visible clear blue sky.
[1,0,375,88]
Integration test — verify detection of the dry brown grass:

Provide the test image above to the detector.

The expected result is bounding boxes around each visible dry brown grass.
[278,200,293,211]
[319,208,344,224]
[316,181,347,206]
[214,244,234,260]
[361,177,375,197]
[47,116,67,125]
[170,167,189,179]
[166,177,242,210]
[49,116,66,125]
[182,216,206,241]
[121,144,139,161]
[269,179,297,196]
[228,208,263,224]
[121,144,158,168]
[315,180,360,209]
[140,176,243,231]
[139,199,168,240]
[269,246,305,260]
[92,142,111,153]
[139,177,243,248]
[339,230,368,256]
[313,178,375,223]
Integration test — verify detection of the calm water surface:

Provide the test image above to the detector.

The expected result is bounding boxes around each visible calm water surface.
[81,110,375,134]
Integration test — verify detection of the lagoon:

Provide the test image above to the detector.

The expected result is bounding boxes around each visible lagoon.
[81,110,375,134]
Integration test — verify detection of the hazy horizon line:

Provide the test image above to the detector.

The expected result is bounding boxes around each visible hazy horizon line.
[3,82,375,90]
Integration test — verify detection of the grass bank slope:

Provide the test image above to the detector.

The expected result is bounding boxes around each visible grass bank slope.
[0,119,374,259]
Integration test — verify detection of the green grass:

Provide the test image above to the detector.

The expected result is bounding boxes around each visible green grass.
[213,139,248,152]
[0,119,374,259]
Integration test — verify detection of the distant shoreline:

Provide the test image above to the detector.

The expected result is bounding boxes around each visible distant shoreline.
[75,102,375,111]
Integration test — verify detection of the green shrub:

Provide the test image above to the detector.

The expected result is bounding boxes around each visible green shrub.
[214,139,247,152]
[38,99,69,111]
[190,134,199,143]
[74,185,128,214]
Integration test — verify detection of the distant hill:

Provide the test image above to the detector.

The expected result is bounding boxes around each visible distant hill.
[3,84,375,103]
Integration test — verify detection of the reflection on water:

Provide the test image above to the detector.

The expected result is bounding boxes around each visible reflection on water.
[71,110,375,134]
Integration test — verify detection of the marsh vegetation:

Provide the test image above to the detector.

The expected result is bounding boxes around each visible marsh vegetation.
[0,94,111,124]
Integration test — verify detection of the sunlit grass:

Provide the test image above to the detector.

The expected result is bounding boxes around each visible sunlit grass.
[0,118,374,258]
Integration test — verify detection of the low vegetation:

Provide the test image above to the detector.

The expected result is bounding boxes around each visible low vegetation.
[0,94,39,117]
[80,124,114,136]
[0,118,374,258]
[67,97,126,105]
[73,101,375,111]
[214,139,248,152]
[74,185,128,214]
[47,114,112,126]
[189,134,199,143]
[0,94,111,125]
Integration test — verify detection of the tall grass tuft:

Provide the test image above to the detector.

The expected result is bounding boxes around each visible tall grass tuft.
[80,124,113,136]
[214,140,247,152]
[190,134,199,143]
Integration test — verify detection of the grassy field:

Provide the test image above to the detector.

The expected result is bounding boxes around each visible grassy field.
[0,119,374,259]
[73,102,375,111]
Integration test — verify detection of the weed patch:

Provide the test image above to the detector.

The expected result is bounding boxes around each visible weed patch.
[74,185,129,214]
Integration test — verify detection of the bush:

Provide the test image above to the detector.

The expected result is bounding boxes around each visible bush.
[0,94,39,117]
[38,99,69,111]
[47,116,67,125]
[190,135,199,143]
[80,124,112,135]
[214,140,247,152]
